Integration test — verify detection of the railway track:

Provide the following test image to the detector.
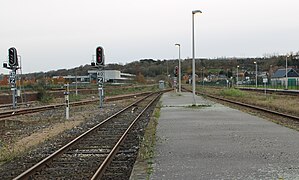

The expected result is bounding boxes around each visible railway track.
[0,102,32,109]
[0,91,152,119]
[0,84,159,105]
[237,87,299,96]
[182,87,299,121]
[12,91,161,179]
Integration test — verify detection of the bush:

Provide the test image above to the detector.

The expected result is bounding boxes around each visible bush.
[33,80,53,103]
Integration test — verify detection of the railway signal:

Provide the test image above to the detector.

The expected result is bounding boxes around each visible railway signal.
[8,47,18,67]
[96,46,104,66]
[90,46,105,108]
[3,47,20,108]
[174,66,178,77]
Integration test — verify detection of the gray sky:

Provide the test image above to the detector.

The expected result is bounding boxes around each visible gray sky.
[1,0,298,74]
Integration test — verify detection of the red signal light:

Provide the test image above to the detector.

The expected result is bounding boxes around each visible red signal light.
[96,46,104,66]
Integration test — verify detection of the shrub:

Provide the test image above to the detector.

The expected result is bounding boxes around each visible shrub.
[33,80,53,103]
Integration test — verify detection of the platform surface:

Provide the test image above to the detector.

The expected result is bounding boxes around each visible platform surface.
[150,92,299,179]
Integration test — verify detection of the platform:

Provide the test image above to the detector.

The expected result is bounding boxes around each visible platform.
[150,92,299,179]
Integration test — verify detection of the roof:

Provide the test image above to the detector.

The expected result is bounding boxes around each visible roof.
[272,68,299,78]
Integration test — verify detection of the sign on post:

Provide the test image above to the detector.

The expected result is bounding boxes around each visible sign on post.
[97,71,104,86]
[98,77,104,84]
[10,77,16,85]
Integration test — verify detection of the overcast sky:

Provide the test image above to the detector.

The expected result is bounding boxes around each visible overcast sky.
[1,0,298,74]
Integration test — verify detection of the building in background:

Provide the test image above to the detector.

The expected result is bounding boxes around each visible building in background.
[88,70,135,84]
[271,68,299,86]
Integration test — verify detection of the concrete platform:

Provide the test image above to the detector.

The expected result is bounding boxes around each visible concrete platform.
[150,92,299,179]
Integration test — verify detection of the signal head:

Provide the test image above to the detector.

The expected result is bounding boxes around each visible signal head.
[96,46,104,66]
[8,47,18,67]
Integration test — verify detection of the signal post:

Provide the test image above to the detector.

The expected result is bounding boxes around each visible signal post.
[3,47,19,108]
[174,66,178,92]
[91,46,105,108]
[64,84,70,119]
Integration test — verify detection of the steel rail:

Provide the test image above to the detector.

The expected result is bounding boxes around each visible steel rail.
[202,92,299,121]
[0,91,152,119]
[0,84,159,105]
[182,87,299,121]
[13,92,157,180]
[237,87,299,96]
[91,93,161,179]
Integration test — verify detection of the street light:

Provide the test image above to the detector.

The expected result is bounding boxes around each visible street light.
[192,9,202,105]
[175,43,181,93]
[236,65,239,86]
[254,61,257,88]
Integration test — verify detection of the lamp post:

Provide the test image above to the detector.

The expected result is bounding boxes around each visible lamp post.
[254,61,257,88]
[175,43,181,93]
[192,10,202,105]
[236,65,239,86]
[285,54,289,90]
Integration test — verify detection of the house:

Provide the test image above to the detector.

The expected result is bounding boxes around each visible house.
[271,68,299,86]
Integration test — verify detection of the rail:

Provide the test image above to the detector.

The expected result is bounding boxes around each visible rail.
[182,87,299,121]
[13,92,161,179]
[0,91,152,119]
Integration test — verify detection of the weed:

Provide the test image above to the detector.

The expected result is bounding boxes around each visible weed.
[69,94,82,102]
[0,143,17,163]
[137,103,161,179]
[33,80,53,103]
[219,88,245,97]
[154,105,161,118]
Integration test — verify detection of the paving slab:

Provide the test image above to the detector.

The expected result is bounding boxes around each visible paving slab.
[150,92,299,179]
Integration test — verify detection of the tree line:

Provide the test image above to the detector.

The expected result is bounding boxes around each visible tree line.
[23,53,299,81]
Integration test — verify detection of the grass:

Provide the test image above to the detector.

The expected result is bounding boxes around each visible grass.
[0,140,21,164]
[69,94,83,102]
[137,102,161,179]
[196,86,299,117]
[219,88,246,97]
[39,92,53,103]
[105,85,160,96]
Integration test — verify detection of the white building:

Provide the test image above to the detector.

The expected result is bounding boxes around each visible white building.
[52,70,135,84]
[88,70,135,83]
[52,75,90,83]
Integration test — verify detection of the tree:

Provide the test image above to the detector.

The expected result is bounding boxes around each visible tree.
[135,72,146,84]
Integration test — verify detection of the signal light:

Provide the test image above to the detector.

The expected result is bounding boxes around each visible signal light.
[8,47,18,67]
[96,46,104,66]
[174,66,178,77]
